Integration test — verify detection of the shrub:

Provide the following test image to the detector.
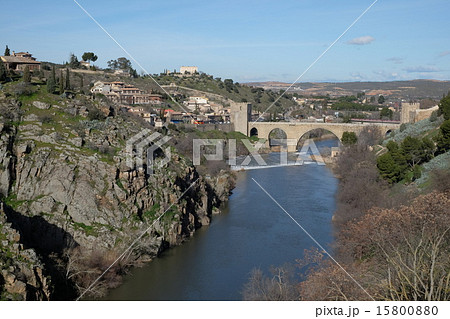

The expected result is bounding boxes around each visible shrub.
[87,108,106,121]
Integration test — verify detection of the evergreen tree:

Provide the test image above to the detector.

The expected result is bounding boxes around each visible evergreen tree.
[65,68,70,90]
[47,66,57,93]
[4,45,10,56]
[0,59,6,82]
[59,70,64,94]
[436,119,450,154]
[23,65,31,83]
[341,131,357,146]
[438,92,450,120]
[377,153,402,183]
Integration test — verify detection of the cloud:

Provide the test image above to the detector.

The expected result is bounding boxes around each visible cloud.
[347,36,375,45]
[404,66,441,73]
[386,57,404,64]
[439,51,450,57]
[373,70,402,81]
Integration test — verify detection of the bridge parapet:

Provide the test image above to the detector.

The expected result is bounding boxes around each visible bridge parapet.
[249,122,399,152]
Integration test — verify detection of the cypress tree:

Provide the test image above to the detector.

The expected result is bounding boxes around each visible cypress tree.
[0,59,6,82]
[47,66,57,93]
[23,66,31,83]
[65,68,70,90]
[4,45,10,56]
[59,70,64,94]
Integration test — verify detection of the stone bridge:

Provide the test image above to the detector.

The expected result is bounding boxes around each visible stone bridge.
[248,122,400,152]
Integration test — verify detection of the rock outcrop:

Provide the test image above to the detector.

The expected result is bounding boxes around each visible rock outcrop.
[0,94,234,299]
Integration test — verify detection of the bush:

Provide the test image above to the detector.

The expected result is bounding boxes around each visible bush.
[12,82,35,97]
[429,110,438,122]
[400,123,407,132]
[341,131,357,146]
[87,108,106,121]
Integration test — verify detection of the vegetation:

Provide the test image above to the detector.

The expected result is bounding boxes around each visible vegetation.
[0,59,7,82]
[438,92,450,120]
[81,52,98,64]
[341,131,357,146]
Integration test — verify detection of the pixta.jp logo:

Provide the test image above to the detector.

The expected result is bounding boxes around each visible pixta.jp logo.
[126,130,171,174]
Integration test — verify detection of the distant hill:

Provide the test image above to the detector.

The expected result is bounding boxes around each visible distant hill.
[244,80,450,100]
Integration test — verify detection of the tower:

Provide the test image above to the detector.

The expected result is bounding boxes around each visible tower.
[230,102,252,135]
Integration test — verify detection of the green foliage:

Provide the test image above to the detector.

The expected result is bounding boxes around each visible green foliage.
[4,45,10,56]
[436,119,450,154]
[438,92,450,120]
[59,70,64,94]
[332,101,377,111]
[87,108,106,121]
[380,107,393,120]
[69,53,80,69]
[65,68,70,90]
[82,52,98,63]
[341,131,357,146]
[378,136,436,184]
[0,59,7,82]
[378,95,385,104]
[47,66,57,94]
[399,123,407,132]
[429,110,438,122]
[377,153,403,183]
[23,66,31,83]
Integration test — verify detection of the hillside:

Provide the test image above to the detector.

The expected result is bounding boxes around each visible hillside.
[246,79,450,100]
[0,82,234,300]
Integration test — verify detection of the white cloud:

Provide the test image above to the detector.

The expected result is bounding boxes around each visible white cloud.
[439,51,450,57]
[386,57,404,64]
[404,66,441,73]
[347,36,375,45]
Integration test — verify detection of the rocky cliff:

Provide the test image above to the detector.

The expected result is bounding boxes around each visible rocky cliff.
[0,92,234,300]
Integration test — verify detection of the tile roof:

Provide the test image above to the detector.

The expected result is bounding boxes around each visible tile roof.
[0,56,41,64]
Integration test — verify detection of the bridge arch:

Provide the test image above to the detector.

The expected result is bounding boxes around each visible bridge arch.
[250,127,258,138]
[268,128,288,150]
[296,128,341,151]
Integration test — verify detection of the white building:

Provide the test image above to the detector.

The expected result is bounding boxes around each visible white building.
[90,81,111,94]
[180,66,198,74]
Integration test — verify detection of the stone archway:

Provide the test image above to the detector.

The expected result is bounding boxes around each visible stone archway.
[250,127,258,138]
[268,128,288,151]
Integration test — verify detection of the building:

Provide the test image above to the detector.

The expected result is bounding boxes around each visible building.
[183,96,211,112]
[180,66,198,74]
[90,81,162,105]
[0,51,41,71]
[80,61,90,69]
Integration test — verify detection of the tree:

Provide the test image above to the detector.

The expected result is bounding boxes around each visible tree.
[107,59,118,70]
[380,107,393,120]
[401,136,425,167]
[341,131,357,146]
[0,59,7,82]
[69,53,80,69]
[378,95,385,104]
[59,70,64,94]
[81,52,98,63]
[65,68,70,90]
[47,66,57,94]
[4,45,10,56]
[377,153,403,183]
[436,119,450,154]
[438,92,450,120]
[23,65,31,83]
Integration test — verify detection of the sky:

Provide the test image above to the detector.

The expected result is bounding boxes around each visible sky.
[2,0,449,83]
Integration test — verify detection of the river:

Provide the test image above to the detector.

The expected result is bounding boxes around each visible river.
[105,139,339,300]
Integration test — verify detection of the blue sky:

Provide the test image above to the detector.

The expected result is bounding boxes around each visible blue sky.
[2,0,449,82]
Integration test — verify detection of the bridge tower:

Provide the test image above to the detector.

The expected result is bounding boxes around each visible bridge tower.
[230,101,252,135]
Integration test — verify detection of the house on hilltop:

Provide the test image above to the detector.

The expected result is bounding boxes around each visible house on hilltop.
[0,51,41,71]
